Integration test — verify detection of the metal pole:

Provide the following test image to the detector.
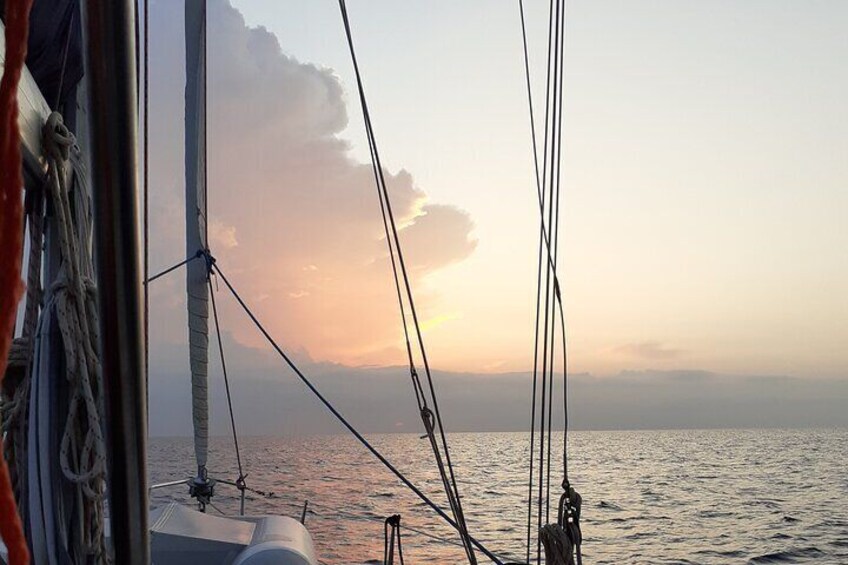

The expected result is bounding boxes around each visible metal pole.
[83,1,149,563]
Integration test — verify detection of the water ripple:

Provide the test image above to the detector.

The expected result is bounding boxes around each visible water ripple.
[149,428,847,564]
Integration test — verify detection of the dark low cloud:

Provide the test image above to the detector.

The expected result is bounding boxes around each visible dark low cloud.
[149,334,848,436]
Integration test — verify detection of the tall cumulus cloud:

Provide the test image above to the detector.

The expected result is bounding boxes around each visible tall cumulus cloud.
[146,0,476,367]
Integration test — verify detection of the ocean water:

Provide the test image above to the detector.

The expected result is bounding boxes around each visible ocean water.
[149,429,848,564]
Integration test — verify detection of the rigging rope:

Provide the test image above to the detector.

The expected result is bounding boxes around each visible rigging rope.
[0,1,35,562]
[544,0,567,529]
[519,0,545,554]
[145,250,203,284]
[518,0,581,563]
[187,467,521,562]
[209,261,504,565]
[548,0,579,553]
[207,271,247,515]
[383,514,405,565]
[519,0,557,559]
[336,3,477,563]
[223,478,523,563]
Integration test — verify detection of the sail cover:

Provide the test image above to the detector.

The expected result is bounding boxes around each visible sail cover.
[185,0,209,474]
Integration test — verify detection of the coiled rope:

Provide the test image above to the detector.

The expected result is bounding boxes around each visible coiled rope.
[540,486,582,565]
[0,0,35,562]
[43,111,109,562]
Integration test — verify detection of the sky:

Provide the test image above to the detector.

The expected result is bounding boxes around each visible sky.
[144,0,848,434]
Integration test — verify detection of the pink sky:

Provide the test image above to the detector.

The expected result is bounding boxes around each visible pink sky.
[147,0,848,379]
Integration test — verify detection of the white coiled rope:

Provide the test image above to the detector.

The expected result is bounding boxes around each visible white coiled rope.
[43,111,109,562]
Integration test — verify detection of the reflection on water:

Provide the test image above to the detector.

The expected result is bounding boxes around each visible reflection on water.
[149,429,848,564]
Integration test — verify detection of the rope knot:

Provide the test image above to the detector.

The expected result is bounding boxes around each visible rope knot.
[385,514,401,528]
[42,111,76,163]
[420,407,435,434]
[557,485,582,528]
[383,514,405,565]
[548,485,583,565]
[201,248,215,271]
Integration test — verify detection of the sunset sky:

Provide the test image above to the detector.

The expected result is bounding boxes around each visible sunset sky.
[146,0,848,388]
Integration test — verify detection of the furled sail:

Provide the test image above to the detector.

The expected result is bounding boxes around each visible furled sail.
[185,0,209,477]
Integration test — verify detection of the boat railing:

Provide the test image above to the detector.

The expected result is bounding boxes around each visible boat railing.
[149,475,250,516]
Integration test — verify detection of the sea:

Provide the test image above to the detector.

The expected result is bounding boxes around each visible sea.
[148,429,848,564]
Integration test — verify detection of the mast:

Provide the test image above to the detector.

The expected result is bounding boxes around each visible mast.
[184,0,211,498]
[83,0,149,563]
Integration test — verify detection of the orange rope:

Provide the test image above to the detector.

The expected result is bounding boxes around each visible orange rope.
[0,0,34,563]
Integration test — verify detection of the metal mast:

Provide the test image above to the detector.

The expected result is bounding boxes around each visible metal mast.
[83,1,149,563]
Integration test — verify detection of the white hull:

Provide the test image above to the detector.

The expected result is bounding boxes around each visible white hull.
[151,503,318,565]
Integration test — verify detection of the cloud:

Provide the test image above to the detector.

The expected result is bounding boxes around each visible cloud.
[146,0,477,366]
[613,341,684,360]
[209,220,238,250]
[287,290,309,299]
[398,204,477,272]
[148,334,848,436]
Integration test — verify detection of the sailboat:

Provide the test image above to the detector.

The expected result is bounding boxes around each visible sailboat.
[0,0,580,564]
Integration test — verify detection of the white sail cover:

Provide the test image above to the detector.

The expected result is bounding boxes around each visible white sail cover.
[185,0,209,473]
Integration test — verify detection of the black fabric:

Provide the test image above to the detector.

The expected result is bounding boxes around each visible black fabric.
[1,0,83,118]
